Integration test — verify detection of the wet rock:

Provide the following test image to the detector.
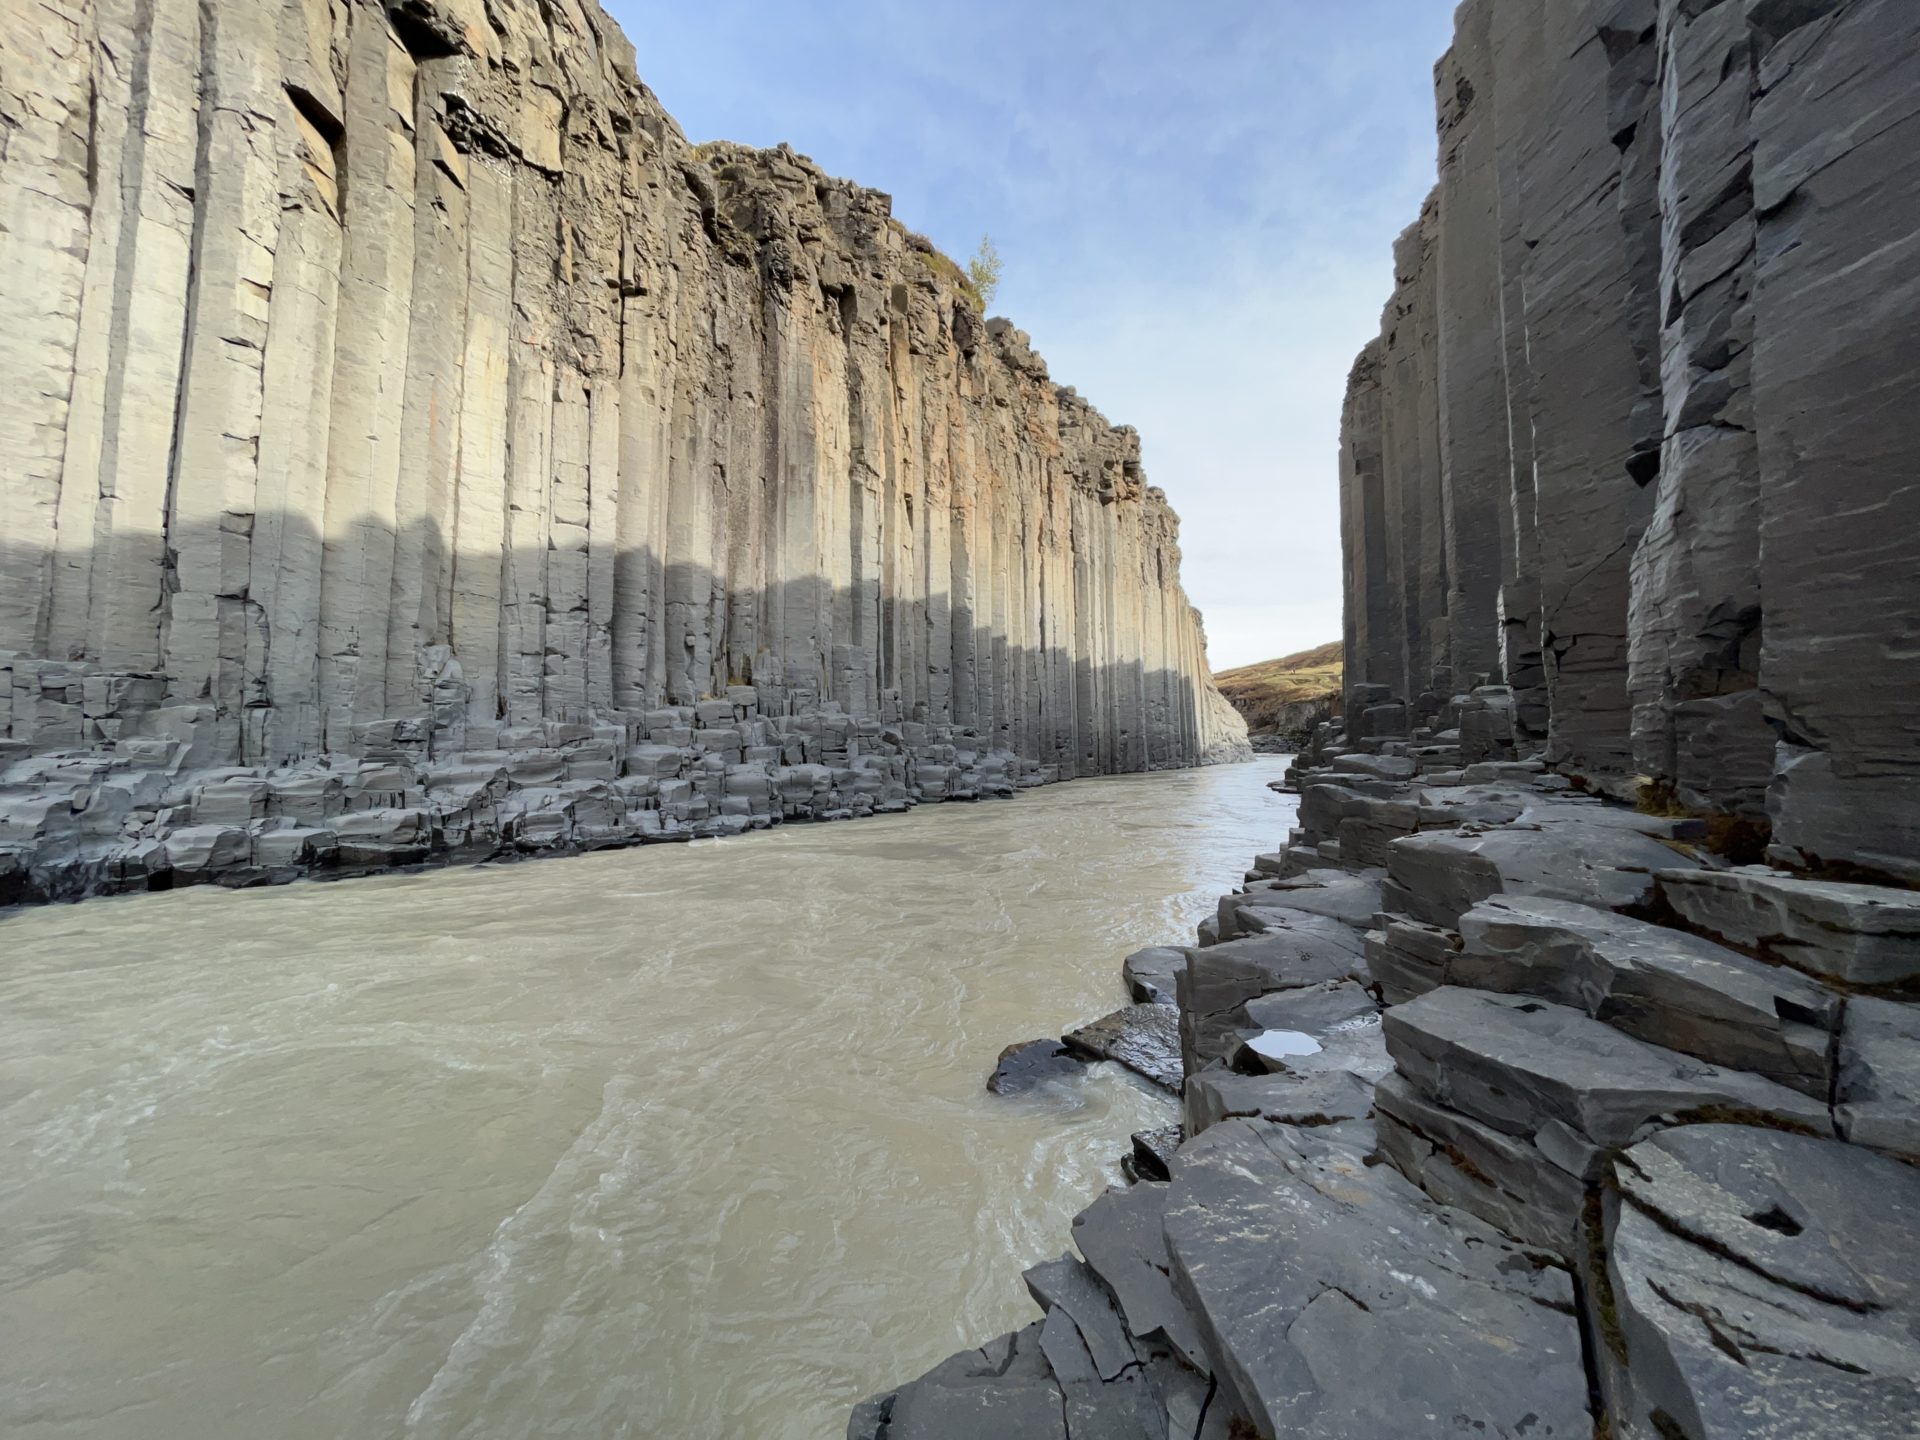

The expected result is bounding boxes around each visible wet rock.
[1125,1124,1183,1183]
[1453,895,1839,1096]
[988,1039,1085,1095]
[1602,1124,1920,1439]
[1656,866,1920,987]
[1063,1004,1183,1092]
[1122,945,1186,1005]
[1163,1118,1589,1440]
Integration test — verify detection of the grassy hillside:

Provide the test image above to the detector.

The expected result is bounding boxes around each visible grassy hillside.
[1213,641,1343,735]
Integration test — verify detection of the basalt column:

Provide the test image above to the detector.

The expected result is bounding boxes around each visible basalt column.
[0,0,1245,785]
[1335,0,1920,884]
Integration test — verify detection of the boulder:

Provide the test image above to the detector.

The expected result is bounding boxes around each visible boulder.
[987,1039,1085,1095]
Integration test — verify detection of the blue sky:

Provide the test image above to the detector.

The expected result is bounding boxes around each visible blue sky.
[606,1,1459,669]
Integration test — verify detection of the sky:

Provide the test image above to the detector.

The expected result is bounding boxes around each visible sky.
[605,1,1460,671]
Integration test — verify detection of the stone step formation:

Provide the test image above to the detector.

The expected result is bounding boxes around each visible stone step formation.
[0,0,1248,906]
[856,0,1920,1435]
[859,734,1920,1440]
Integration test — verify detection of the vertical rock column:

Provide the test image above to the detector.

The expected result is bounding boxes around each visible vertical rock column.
[1626,0,1773,821]
[1747,0,1920,881]
[1433,2,1511,694]
[1376,200,1447,712]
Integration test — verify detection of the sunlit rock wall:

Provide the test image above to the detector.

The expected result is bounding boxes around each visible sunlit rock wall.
[0,0,1244,783]
[1338,0,1920,883]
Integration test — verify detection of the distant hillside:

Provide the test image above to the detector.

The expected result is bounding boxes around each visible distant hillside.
[1212,642,1343,738]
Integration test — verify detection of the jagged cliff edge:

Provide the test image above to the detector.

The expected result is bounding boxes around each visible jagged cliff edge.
[0,0,1247,903]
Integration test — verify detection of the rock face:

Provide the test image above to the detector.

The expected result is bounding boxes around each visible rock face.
[858,729,1919,1438]
[0,0,1246,905]
[853,7,1918,1435]
[1337,0,1920,885]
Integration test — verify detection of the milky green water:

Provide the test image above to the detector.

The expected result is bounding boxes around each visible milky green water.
[0,757,1295,1440]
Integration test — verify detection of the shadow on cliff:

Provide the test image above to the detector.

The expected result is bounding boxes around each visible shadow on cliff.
[0,515,1237,775]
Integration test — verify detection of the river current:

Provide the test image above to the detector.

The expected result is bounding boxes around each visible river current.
[0,757,1296,1439]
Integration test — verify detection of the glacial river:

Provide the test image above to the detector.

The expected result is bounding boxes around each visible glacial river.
[0,757,1295,1440]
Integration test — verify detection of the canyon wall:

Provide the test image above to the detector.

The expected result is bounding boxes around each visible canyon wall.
[862,7,1919,1437]
[0,0,1245,899]
[1338,0,1920,884]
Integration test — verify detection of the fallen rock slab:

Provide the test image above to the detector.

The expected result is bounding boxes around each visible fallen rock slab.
[1163,1118,1589,1439]
[1063,1004,1183,1092]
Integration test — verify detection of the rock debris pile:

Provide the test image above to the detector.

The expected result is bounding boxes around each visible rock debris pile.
[858,0,1919,1435]
[0,0,1245,906]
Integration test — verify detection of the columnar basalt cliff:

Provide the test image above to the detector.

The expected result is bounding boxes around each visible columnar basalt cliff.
[861,5,1918,1439]
[1338,0,1920,883]
[0,0,1245,903]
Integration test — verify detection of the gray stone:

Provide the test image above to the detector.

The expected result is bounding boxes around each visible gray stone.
[1023,1255,1134,1382]
[1657,866,1920,986]
[1218,868,1383,936]
[1063,1004,1183,1093]
[1071,1181,1210,1371]
[1362,916,1458,1003]
[1383,987,1831,1156]
[1126,1124,1183,1183]
[1162,1118,1588,1440]
[1177,921,1369,1073]
[1123,945,1186,1005]
[988,1039,1085,1095]
[1373,1071,1587,1257]
[1454,895,1839,1095]
[1835,996,1920,1161]
[1185,1066,1376,1136]
[1385,816,1701,928]
[1603,1124,1920,1439]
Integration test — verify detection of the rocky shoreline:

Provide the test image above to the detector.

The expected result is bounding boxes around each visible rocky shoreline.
[0,0,1248,909]
[0,686,1251,908]
[853,712,1920,1439]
